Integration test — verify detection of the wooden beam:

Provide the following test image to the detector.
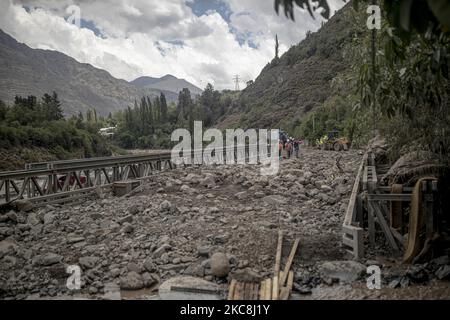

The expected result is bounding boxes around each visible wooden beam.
[344,152,367,225]
[368,193,412,202]
[264,278,272,300]
[370,201,400,253]
[272,229,283,300]
[259,280,265,300]
[227,279,237,300]
[234,281,244,300]
[272,276,279,300]
[280,238,300,287]
[274,230,283,275]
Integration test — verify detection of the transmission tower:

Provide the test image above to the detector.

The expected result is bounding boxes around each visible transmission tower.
[233,75,241,91]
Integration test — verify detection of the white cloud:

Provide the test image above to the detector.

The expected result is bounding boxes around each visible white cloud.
[0,0,346,90]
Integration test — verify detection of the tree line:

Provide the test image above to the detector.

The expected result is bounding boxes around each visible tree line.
[0,92,111,166]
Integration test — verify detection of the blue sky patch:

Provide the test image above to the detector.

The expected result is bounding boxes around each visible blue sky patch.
[186,0,232,22]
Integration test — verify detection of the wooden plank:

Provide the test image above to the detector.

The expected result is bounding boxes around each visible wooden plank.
[279,287,289,300]
[344,152,367,225]
[253,283,259,300]
[274,230,283,276]
[233,281,244,300]
[286,271,294,296]
[259,280,266,300]
[227,279,237,300]
[272,276,279,300]
[272,229,283,300]
[280,238,300,287]
[368,193,412,202]
[264,278,272,300]
[370,201,400,253]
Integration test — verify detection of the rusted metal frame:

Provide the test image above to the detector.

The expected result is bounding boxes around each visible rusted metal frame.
[102,168,111,184]
[72,171,84,189]
[31,177,44,196]
[60,172,71,192]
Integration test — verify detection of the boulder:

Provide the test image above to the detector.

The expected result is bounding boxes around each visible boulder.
[318,260,366,283]
[79,256,100,269]
[120,271,144,290]
[14,200,34,212]
[210,252,230,277]
[39,253,63,266]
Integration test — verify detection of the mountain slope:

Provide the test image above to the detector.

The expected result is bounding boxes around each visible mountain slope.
[132,74,203,96]
[0,30,175,116]
[217,3,354,131]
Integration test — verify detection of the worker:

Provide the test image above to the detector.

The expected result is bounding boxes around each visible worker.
[278,140,283,159]
[293,139,300,158]
[285,140,292,158]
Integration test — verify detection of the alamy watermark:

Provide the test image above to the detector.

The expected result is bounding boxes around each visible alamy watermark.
[171,121,280,175]
[366,265,381,290]
[66,5,81,28]
[367,5,381,30]
[66,265,81,290]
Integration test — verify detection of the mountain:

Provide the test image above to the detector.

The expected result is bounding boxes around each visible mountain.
[216,3,354,131]
[0,29,177,116]
[131,74,203,96]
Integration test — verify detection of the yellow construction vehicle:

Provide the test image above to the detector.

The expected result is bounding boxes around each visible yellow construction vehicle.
[317,131,349,151]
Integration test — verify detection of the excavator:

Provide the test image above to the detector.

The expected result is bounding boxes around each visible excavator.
[317,130,349,151]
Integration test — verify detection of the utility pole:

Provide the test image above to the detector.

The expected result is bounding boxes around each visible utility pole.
[275,34,279,59]
[233,75,241,91]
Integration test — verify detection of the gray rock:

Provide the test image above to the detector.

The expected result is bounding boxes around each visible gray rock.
[67,237,85,244]
[431,255,450,266]
[142,272,158,287]
[143,258,157,272]
[318,260,366,283]
[90,213,102,220]
[435,265,450,280]
[127,262,141,273]
[262,195,287,206]
[293,283,312,294]
[39,253,63,266]
[6,211,18,223]
[153,244,171,258]
[197,245,212,257]
[210,252,230,277]
[120,271,144,290]
[160,200,172,211]
[0,239,18,258]
[43,213,55,225]
[14,200,34,212]
[128,205,140,215]
[79,256,100,269]
[119,215,133,224]
[231,268,262,282]
[406,265,428,283]
[26,213,40,226]
[122,223,134,233]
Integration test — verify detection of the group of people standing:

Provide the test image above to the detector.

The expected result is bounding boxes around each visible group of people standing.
[278,137,302,159]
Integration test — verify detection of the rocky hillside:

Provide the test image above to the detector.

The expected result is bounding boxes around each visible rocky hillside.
[217,3,354,131]
[132,74,203,96]
[0,30,176,116]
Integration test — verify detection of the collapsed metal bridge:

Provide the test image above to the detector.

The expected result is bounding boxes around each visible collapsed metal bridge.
[0,152,173,206]
[0,144,273,207]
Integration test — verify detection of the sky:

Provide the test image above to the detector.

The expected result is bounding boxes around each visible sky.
[0,0,346,90]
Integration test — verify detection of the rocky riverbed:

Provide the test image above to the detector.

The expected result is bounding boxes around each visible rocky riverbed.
[1,148,449,300]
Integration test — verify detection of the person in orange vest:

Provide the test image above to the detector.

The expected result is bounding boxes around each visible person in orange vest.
[285,140,292,158]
